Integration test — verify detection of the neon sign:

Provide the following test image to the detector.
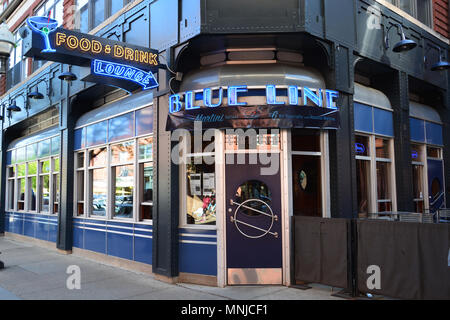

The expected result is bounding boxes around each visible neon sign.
[169,85,339,113]
[92,59,158,90]
[355,143,366,154]
[24,18,160,73]
[26,16,58,53]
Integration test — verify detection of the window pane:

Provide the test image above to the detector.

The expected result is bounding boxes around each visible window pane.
[27,144,38,161]
[113,165,134,219]
[90,168,107,216]
[17,164,26,177]
[138,137,153,161]
[55,0,64,26]
[355,135,369,156]
[28,162,37,175]
[53,157,60,172]
[77,152,85,168]
[111,141,134,164]
[38,139,50,158]
[425,122,443,146]
[29,176,37,211]
[8,166,15,178]
[376,162,391,202]
[93,0,105,28]
[16,147,26,163]
[86,121,107,147]
[142,162,153,202]
[18,178,25,210]
[53,173,60,213]
[412,164,424,199]
[136,107,153,136]
[41,160,51,173]
[40,175,50,212]
[186,157,216,225]
[411,144,423,161]
[354,103,373,133]
[51,136,60,155]
[291,129,320,152]
[79,6,89,33]
[410,118,425,142]
[427,147,442,159]
[74,128,85,150]
[356,160,371,215]
[375,138,390,158]
[417,0,431,26]
[89,147,107,167]
[398,0,413,15]
[109,112,134,142]
[77,171,84,216]
[373,108,393,136]
[8,180,14,210]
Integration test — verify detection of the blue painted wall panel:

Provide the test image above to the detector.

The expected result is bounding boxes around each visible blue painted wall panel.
[179,242,217,276]
[354,103,373,133]
[107,232,133,260]
[410,118,426,142]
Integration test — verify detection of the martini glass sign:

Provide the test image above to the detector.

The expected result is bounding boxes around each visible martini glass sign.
[26,16,59,53]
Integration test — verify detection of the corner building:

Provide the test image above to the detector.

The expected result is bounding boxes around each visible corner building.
[0,0,449,287]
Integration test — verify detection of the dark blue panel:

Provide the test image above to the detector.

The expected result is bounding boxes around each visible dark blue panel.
[4,213,10,231]
[6,151,12,165]
[73,224,84,248]
[410,118,425,142]
[35,217,49,241]
[179,243,217,276]
[426,122,443,146]
[86,121,107,147]
[136,107,153,136]
[108,113,134,142]
[74,128,85,150]
[23,214,35,237]
[373,108,394,137]
[48,219,58,243]
[84,229,106,254]
[354,103,373,133]
[9,213,23,234]
[134,236,152,265]
[107,232,133,260]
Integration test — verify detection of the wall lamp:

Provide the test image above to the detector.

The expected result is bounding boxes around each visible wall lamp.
[28,76,52,100]
[7,92,27,115]
[58,71,77,82]
[384,23,417,53]
[424,44,450,71]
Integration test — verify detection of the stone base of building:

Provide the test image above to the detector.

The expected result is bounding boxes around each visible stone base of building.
[5,232,56,251]
[71,247,153,276]
[178,272,218,287]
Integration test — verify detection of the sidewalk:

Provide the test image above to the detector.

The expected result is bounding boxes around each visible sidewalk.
[0,236,343,300]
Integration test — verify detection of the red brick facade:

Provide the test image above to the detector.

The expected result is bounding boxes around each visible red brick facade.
[63,0,75,30]
[433,0,449,38]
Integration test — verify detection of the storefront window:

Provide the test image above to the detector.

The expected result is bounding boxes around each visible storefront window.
[185,157,216,225]
[6,134,60,214]
[74,105,153,222]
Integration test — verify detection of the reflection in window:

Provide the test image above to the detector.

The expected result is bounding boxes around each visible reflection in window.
[109,112,133,142]
[139,137,153,161]
[235,180,271,216]
[111,141,134,164]
[136,107,153,136]
[90,168,107,216]
[140,163,153,220]
[412,164,424,213]
[186,157,216,225]
[113,165,134,219]
[86,121,107,147]
[40,175,50,212]
[356,160,371,216]
[376,162,392,212]
[89,147,107,167]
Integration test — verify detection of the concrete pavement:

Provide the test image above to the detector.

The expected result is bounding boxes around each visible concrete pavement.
[0,236,343,300]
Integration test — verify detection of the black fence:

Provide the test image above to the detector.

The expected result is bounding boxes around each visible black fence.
[292,216,450,300]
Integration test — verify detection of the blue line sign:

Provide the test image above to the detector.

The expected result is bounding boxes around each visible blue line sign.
[92,59,159,90]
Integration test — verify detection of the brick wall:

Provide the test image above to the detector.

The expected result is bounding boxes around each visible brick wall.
[433,0,449,38]
[63,0,75,30]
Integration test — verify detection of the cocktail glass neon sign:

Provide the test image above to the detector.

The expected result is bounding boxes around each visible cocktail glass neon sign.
[27,16,59,53]
[92,59,159,90]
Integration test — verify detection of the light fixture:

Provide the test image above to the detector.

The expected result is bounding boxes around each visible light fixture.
[28,91,44,99]
[424,44,450,71]
[58,71,77,82]
[7,101,21,113]
[0,23,15,74]
[385,23,417,53]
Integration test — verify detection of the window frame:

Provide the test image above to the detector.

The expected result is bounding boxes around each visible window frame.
[385,0,433,28]
[355,132,397,214]
[73,104,153,224]
[5,135,61,215]
[75,0,131,32]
